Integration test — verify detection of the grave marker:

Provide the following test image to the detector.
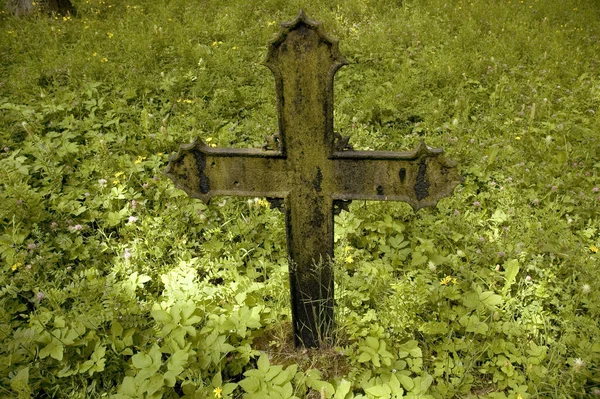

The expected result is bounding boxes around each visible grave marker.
[165,11,462,348]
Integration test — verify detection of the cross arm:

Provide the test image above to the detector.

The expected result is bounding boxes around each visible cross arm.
[331,141,462,210]
[165,140,289,202]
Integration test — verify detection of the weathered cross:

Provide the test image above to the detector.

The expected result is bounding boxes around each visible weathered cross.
[165,11,462,348]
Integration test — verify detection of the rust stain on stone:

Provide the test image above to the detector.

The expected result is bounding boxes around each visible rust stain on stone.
[414,157,430,201]
[312,167,323,192]
[399,167,407,183]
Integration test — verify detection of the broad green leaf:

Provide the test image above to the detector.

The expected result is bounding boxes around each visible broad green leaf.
[239,376,260,393]
[167,349,189,375]
[149,344,162,367]
[212,372,223,388]
[118,376,137,396]
[411,252,427,266]
[106,211,125,227]
[462,291,480,308]
[334,379,352,399]
[10,367,29,392]
[358,352,372,363]
[308,380,335,397]
[388,374,402,393]
[416,374,433,393]
[480,291,502,308]
[281,382,293,399]
[265,365,283,382]
[223,383,238,394]
[365,336,379,350]
[502,259,520,295]
[54,316,66,328]
[40,339,63,361]
[305,368,323,383]
[112,321,123,338]
[397,374,414,391]
[164,370,177,388]
[182,315,203,326]
[132,352,152,369]
[428,253,447,265]
[365,384,391,397]
[490,209,508,224]
[146,374,164,395]
[180,300,195,322]
[235,292,246,304]
[137,274,151,285]
[257,353,270,372]
[151,307,172,324]
[271,367,293,386]
[398,340,422,358]
[91,345,106,362]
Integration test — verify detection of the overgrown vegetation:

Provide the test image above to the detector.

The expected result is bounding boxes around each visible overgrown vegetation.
[1,0,599,397]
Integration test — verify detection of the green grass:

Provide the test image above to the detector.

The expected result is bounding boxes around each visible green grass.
[1,0,600,398]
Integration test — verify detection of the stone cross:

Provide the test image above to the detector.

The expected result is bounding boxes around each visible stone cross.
[165,11,462,348]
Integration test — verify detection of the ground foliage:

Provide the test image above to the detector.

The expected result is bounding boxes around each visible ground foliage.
[1,0,600,397]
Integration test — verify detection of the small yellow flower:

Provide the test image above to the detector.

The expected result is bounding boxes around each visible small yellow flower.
[257,199,270,208]
[345,255,354,263]
[135,156,146,164]
[157,152,163,156]
[92,52,97,57]
[591,246,599,253]
[268,21,276,26]
[112,180,120,185]
[107,32,114,38]
[515,136,521,140]
[440,275,457,286]
[101,57,108,63]
[213,387,223,398]
[11,262,22,271]
[115,171,124,178]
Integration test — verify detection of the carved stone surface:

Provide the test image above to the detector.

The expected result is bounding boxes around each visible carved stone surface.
[165,10,462,348]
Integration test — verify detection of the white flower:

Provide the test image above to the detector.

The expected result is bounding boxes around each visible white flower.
[573,358,586,370]
[582,284,591,294]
